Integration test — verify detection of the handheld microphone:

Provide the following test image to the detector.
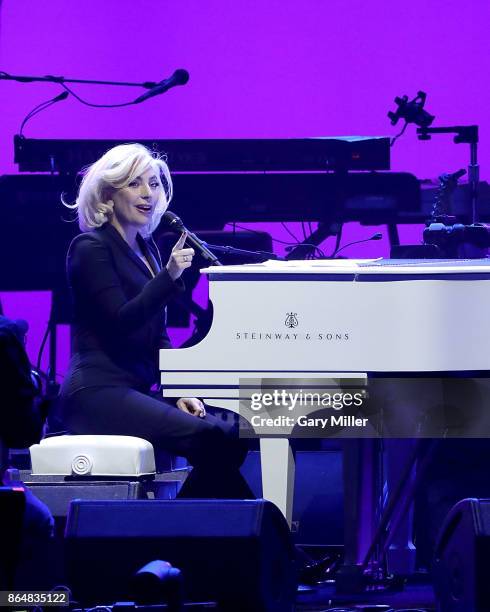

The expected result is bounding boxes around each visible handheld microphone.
[331,232,383,258]
[134,69,189,104]
[162,211,222,265]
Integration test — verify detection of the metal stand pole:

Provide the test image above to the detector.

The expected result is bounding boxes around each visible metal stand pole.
[469,141,479,223]
[417,124,480,222]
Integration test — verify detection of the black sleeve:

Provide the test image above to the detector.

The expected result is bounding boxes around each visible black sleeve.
[69,234,184,334]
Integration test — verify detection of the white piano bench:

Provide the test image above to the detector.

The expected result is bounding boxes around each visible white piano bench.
[18,436,191,519]
[29,435,156,478]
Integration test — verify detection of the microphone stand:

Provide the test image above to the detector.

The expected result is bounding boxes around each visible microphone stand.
[417,125,479,223]
[0,71,160,90]
[201,242,285,262]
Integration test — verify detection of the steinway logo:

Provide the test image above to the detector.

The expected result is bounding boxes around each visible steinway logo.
[235,313,350,342]
[285,312,299,328]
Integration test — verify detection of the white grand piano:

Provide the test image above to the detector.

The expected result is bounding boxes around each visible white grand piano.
[160,258,490,555]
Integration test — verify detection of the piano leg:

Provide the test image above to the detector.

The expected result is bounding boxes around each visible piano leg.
[259,438,295,526]
[342,439,381,565]
[384,438,416,574]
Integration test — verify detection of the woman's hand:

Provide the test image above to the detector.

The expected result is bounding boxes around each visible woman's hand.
[176,397,206,418]
[166,232,195,281]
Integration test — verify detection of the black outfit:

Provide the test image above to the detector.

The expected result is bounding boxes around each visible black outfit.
[60,223,252,498]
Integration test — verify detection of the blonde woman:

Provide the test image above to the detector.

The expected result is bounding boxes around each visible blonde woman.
[61,143,253,498]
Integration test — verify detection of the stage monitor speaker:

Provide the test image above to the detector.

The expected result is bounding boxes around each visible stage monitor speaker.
[433,497,490,612]
[65,498,297,611]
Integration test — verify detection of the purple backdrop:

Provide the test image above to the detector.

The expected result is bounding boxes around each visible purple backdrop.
[1,1,488,177]
[1,0,489,370]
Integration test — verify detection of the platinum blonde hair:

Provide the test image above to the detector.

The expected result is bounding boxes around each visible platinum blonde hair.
[65,143,173,237]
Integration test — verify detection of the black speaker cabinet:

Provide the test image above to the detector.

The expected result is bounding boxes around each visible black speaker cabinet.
[0,487,25,590]
[65,499,297,611]
[434,498,490,612]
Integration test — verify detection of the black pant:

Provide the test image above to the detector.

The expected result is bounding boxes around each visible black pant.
[61,386,254,499]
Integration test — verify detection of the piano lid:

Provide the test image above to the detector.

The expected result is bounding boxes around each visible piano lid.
[200,258,490,278]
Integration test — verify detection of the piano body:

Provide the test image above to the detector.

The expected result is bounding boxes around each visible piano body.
[160,259,490,533]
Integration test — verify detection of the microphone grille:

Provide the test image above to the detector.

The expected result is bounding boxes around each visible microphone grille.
[162,211,184,228]
[173,69,190,85]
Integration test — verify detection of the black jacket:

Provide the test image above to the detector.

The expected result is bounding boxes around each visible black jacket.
[63,223,184,394]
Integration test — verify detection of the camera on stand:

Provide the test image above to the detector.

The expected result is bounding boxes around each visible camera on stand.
[388,92,488,260]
